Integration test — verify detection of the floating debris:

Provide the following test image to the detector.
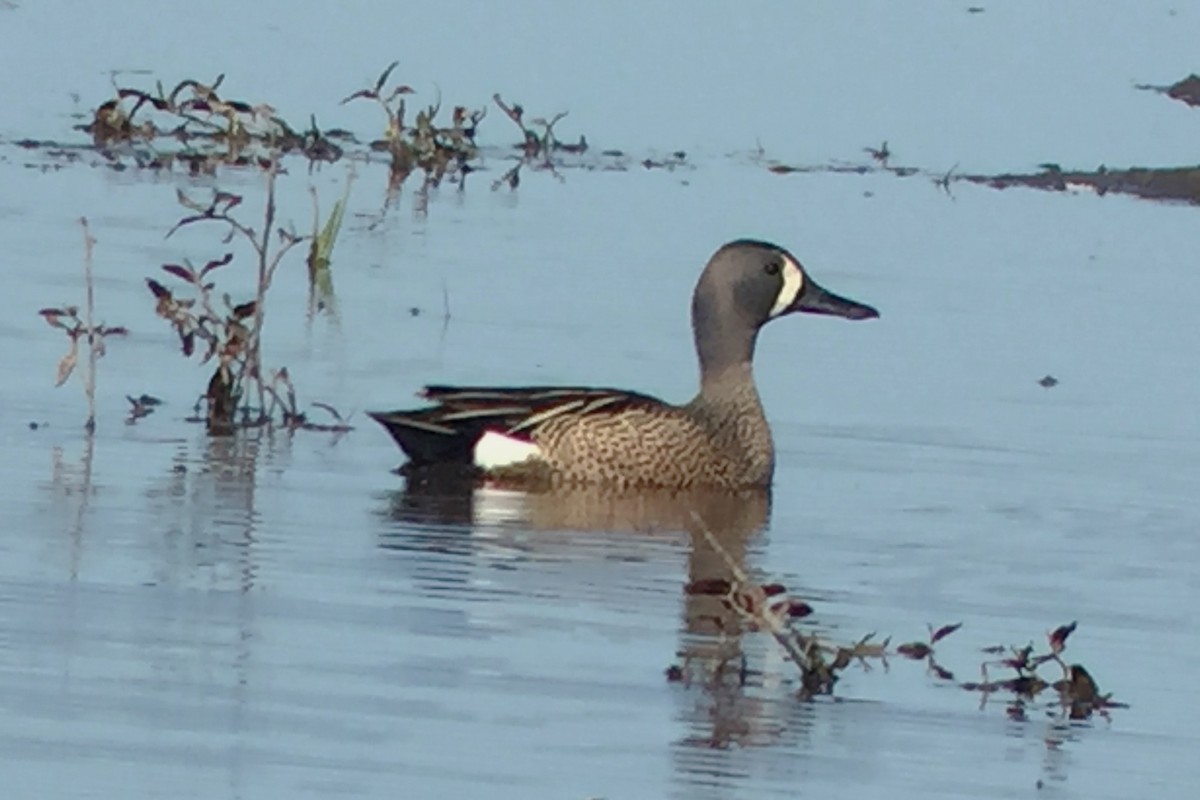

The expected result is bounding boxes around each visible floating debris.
[864,140,890,164]
[1135,73,1200,108]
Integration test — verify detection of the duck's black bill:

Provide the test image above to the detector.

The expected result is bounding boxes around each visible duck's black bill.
[790,279,879,320]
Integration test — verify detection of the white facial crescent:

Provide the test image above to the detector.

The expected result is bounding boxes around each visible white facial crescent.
[768,258,804,318]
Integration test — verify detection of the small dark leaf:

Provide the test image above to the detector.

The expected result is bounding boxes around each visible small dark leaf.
[1049,621,1077,654]
[931,622,963,644]
[161,263,196,283]
[375,60,400,94]
[38,309,69,329]
[896,642,932,660]
[200,252,235,276]
[101,326,130,336]
[181,330,194,356]
[760,583,787,597]
[232,301,256,320]
[146,278,171,299]
[785,600,814,618]
[930,664,955,681]
[340,88,375,105]
[385,85,416,102]
[215,191,242,212]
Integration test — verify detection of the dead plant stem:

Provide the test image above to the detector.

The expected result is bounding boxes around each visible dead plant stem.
[688,510,811,670]
[80,217,98,433]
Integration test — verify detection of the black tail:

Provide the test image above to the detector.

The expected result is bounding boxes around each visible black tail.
[367,409,487,466]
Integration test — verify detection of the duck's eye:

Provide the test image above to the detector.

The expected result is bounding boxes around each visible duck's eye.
[764,261,781,276]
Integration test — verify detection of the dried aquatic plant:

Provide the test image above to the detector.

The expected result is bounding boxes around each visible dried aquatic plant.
[342,61,484,192]
[677,513,1121,718]
[83,72,343,172]
[146,163,350,434]
[38,218,127,432]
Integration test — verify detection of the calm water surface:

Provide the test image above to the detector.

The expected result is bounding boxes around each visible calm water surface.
[2,2,1199,798]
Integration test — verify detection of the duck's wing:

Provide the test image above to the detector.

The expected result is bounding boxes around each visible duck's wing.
[369,385,667,466]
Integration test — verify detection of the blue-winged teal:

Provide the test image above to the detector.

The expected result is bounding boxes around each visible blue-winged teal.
[370,239,878,488]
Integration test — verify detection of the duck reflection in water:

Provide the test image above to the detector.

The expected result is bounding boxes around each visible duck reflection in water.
[382,475,783,747]
[386,473,769,621]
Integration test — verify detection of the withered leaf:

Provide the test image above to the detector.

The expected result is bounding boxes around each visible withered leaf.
[340,88,375,105]
[146,278,172,299]
[39,309,68,329]
[200,252,234,276]
[930,664,955,681]
[55,344,78,387]
[785,600,813,618]
[175,187,207,213]
[232,301,256,320]
[180,330,194,357]
[931,622,963,643]
[214,191,241,212]
[1049,621,1077,654]
[896,642,932,660]
[161,263,195,283]
[385,85,416,103]
[375,61,400,94]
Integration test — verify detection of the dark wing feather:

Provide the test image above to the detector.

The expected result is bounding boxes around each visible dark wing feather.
[369,385,666,466]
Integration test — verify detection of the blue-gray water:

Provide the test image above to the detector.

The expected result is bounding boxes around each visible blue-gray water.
[2,2,1198,798]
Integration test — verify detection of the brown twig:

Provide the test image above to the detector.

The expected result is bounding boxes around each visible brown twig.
[80,218,98,433]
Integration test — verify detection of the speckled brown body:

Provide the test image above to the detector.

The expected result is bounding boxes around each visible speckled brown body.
[526,381,773,489]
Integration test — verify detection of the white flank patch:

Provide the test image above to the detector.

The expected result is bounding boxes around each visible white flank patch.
[768,258,804,317]
[473,430,544,469]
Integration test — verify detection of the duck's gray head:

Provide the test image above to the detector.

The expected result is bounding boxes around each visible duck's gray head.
[692,239,879,381]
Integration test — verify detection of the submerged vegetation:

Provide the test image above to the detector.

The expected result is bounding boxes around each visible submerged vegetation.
[673,516,1123,720]
[33,64,609,435]
[57,64,605,197]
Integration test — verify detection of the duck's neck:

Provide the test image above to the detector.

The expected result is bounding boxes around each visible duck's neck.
[693,299,760,395]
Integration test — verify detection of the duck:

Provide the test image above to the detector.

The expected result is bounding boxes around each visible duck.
[369,239,878,488]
